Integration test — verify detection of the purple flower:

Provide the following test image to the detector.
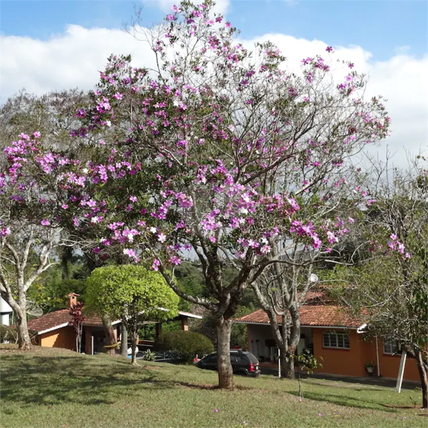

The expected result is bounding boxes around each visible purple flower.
[1,227,11,237]
[169,255,181,265]
[123,248,139,262]
[152,259,161,271]
[41,219,50,226]
[326,46,333,53]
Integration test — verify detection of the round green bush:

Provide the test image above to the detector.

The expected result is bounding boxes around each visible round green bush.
[153,330,214,364]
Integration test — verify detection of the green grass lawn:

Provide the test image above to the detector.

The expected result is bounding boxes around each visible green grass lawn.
[1,345,426,428]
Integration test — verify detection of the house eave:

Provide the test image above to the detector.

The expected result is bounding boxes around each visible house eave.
[36,322,70,335]
[234,320,357,330]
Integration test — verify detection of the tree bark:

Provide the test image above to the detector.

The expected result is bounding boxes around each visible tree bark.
[415,348,428,408]
[16,308,31,350]
[121,323,128,358]
[101,315,117,356]
[281,350,295,379]
[216,316,234,390]
[130,329,138,366]
[286,304,301,379]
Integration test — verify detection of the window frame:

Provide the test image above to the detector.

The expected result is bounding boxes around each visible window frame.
[322,330,350,350]
[383,340,400,355]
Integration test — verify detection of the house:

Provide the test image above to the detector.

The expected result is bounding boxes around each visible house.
[27,293,202,355]
[234,290,420,382]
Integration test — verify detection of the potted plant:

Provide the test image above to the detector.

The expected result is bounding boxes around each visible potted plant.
[365,361,375,375]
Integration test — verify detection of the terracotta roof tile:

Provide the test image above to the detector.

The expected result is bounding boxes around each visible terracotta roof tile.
[27,307,202,334]
[235,306,362,328]
[27,309,110,333]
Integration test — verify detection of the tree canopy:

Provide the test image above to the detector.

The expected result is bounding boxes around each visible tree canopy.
[85,265,179,364]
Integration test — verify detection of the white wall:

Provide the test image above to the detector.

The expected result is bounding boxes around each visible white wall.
[0,297,13,326]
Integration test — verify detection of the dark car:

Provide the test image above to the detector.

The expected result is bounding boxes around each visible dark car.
[196,350,261,377]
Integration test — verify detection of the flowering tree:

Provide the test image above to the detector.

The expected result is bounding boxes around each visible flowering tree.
[70,1,390,388]
[0,132,81,349]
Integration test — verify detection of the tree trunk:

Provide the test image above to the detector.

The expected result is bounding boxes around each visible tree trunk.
[121,323,128,358]
[131,330,138,366]
[216,317,234,390]
[280,349,295,379]
[285,304,301,380]
[415,348,428,408]
[101,315,117,356]
[16,308,31,350]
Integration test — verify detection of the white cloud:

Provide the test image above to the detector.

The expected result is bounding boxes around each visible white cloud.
[1,25,426,167]
[0,25,158,100]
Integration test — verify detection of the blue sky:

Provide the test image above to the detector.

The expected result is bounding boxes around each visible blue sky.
[0,0,427,166]
[1,0,427,62]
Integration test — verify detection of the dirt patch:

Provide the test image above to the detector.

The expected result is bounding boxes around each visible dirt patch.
[0,344,83,358]
[383,404,420,409]
[175,381,218,390]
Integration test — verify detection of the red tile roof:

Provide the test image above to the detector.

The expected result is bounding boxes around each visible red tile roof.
[235,306,362,328]
[27,308,202,334]
[27,309,109,334]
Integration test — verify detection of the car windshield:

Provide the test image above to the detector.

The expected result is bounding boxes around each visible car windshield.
[245,353,259,363]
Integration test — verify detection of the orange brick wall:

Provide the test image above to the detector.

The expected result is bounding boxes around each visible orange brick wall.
[377,340,419,382]
[312,329,420,381]
[313,329,369,377]
[39,326,76,350]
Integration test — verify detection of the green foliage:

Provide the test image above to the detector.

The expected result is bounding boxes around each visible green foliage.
[0,325,17,343]
[296,349,322,374]
[153,331,214,364]
[142,349,156,361]
[139,324,156,340]
[191,301,257,349]
[85,265,179,323]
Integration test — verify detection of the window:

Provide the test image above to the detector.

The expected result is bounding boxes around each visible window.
[323,331,350,349]
[383,340,399,355]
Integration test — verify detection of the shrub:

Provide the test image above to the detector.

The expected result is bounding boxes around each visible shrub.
[153,331,214,364]
[142,349,156,361]
[0,325,17,343]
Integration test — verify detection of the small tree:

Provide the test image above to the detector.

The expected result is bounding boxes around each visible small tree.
[332,160,428,408]
[85,265,179,365]
[69,301,85,353]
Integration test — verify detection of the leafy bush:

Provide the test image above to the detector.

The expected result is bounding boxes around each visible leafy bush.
[296,348,322,373]
[0,325,17,343]
[153,331,214,364]
[142,349,156,361]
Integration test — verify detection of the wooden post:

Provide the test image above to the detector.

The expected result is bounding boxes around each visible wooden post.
[396,349,407,393]
[155,322,162,337]
[180,316,189,331]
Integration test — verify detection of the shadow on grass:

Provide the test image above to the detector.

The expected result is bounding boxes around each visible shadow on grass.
[287,389,399,413]
[0,354,213,407]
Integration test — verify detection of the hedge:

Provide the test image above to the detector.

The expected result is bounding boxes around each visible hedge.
[153,330,214,364]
